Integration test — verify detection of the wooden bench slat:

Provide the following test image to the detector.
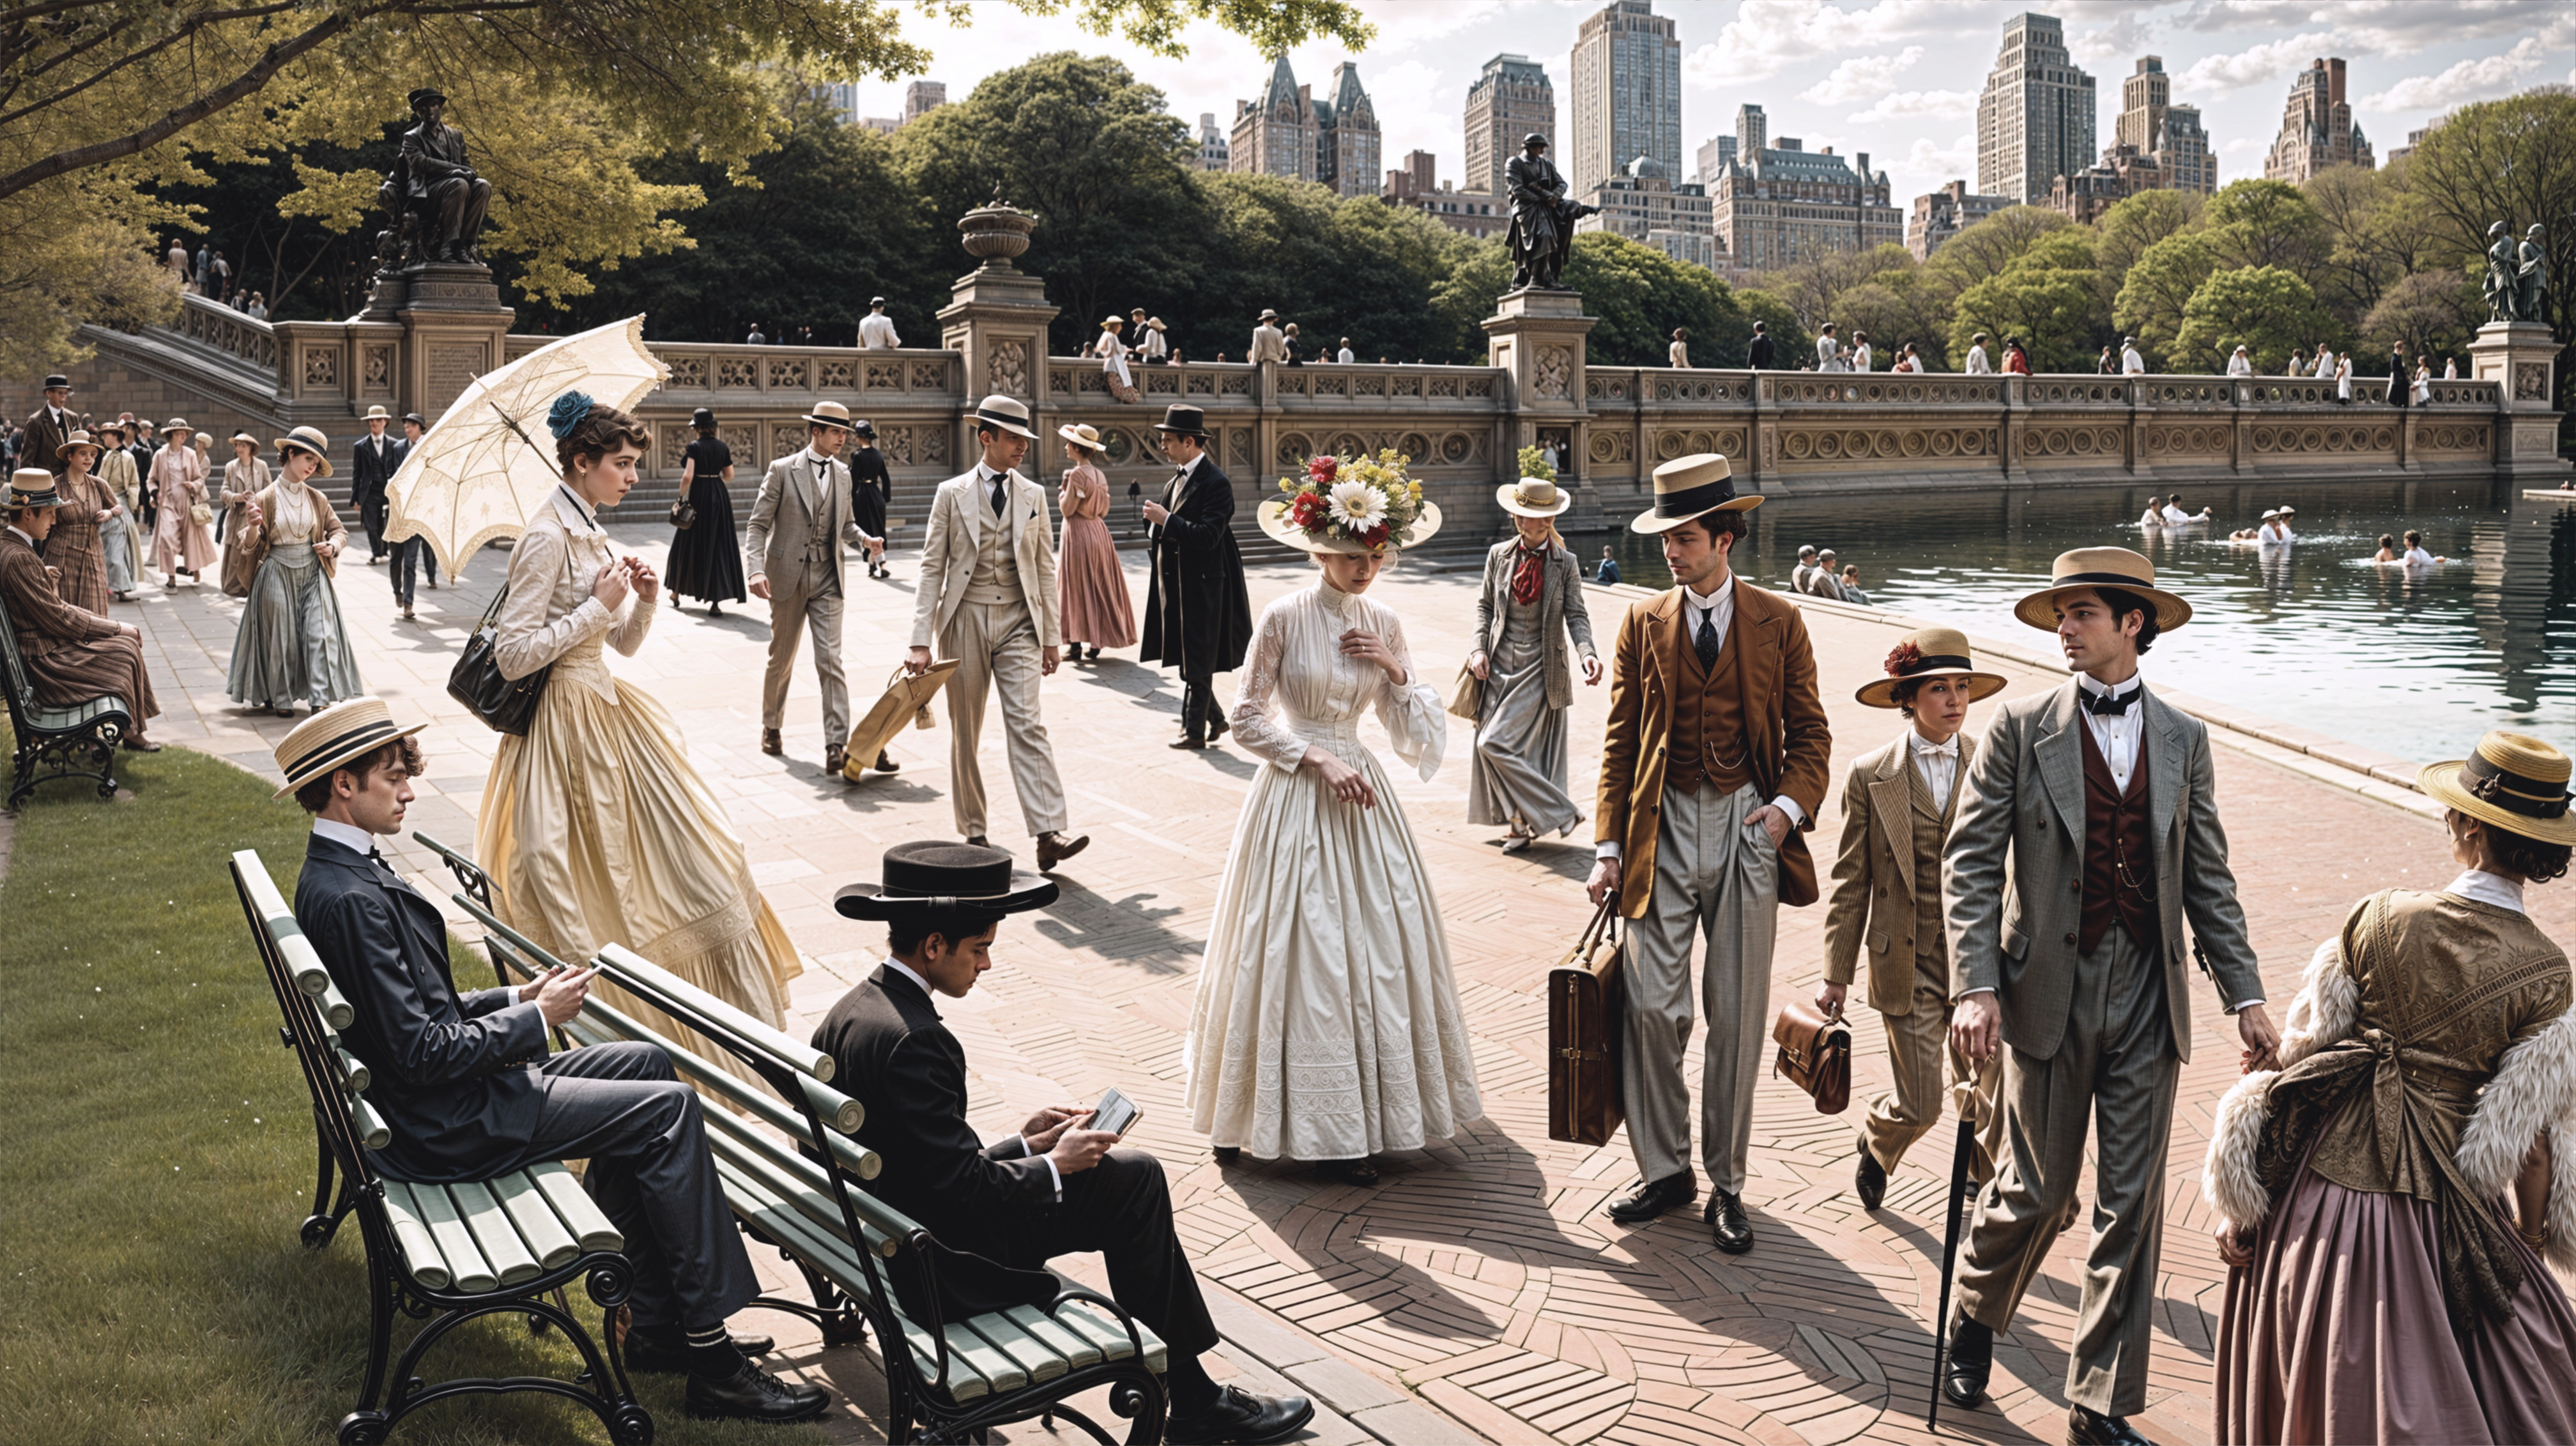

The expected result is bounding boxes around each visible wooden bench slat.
[592,943,838,1084]
[407,1176,499,1293]
[490,1169,582,1271]
[349,1093,391,1151]
[562,1005,883,1183]
[449,1179,544,1289]
[705,1129,901,1260]
[963,1310,1072,1385]
[942,1320,1027,1394]
[378,1182,454,1290]
[525,1161,624,1254]
[1003,1303,1103,1371]
[335,1046,371,1093]
[276,925,332,999]
[797,1074,864,1134]
[1054,1297,1167,1371]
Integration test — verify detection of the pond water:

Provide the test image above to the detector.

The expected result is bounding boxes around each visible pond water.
[1595,478,2575,764]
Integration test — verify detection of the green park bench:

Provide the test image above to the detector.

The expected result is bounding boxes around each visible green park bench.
[0,588,132,809]
[416,832,1174,1445]
[229,849,654,1446]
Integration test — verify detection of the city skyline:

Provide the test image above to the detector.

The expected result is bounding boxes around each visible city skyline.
[823,0,2568,215]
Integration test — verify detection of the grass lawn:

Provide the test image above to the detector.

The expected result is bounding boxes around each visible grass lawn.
[0,731,827,1444]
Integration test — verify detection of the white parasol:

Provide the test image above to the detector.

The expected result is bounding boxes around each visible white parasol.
[383,316,668,575]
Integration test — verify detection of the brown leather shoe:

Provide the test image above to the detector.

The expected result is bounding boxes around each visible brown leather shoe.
[121,736,163,752]
[760,728,781,756]
[1036,831,1089,872]
[823,748,846,775]
[872,750,899,773]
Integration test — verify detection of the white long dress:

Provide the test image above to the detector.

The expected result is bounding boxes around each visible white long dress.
[1184,581,1483,1161]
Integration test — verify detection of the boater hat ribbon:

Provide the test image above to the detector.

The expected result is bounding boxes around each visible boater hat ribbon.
[270,697,428,798]
[2461,752,2571,819]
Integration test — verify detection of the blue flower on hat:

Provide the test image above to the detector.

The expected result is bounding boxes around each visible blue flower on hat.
[546,390,595,439]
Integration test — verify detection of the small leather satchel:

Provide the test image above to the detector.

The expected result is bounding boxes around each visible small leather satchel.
[447,582,551,736]
[668,494,696,530]
[1547,897,1625,1146]
[1771,1000,1852,1114]
[1446,660,1482,721]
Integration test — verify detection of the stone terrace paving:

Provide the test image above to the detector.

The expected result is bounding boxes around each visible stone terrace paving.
[120,530,2573,1446]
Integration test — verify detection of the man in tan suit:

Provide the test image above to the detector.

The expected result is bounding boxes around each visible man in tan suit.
[1248,309,1287,367]
[1588,453,1831,1254]
[1818,627,2005,1210]
[903,396,1087,873]
[1938,548,2279,1446]
[747,399,882,773]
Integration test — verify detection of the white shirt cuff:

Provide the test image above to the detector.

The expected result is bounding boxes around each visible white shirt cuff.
[1008,1132,1064,1199]
[1597,841,1620,860]
[1771,795,1807,828]
[2235,999,2266,1011]
[1958,987,1995,999]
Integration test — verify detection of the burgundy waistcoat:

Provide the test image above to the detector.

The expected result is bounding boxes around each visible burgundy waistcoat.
[2079,720,2159,957]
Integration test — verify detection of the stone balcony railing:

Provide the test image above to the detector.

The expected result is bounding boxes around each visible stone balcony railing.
[171,293,279,373]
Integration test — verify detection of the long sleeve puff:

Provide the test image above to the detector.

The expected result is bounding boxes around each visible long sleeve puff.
[1229,607,1308,773]
[1369,605,1445,781]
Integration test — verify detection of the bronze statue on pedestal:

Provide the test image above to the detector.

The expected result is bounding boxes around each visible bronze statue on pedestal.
[373,86,493,273]
[1506,133,1595,293]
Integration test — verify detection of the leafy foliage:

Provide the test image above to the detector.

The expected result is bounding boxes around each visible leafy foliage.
[2172,266,2340,373]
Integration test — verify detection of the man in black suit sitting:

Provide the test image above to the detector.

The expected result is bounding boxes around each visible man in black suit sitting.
[813,842,1312,1445]
[279,697,827,1424]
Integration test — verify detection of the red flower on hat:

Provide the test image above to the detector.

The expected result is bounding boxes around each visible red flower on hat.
[1288,492,1326,529]
[1884,641,1921,677]
[1307,455,1338,485]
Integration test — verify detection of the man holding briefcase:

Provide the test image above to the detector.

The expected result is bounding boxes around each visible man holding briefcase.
[1587,454,1830,1254]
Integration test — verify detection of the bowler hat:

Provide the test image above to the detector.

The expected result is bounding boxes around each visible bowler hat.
[1855,627,2007,709]
[42,374,69,390]
[2419,731,2576,848]
[1629,453,1759,535]
[270,696,427,800]
[2012,547,2191,632]
[402,413,425,429]
[970,395,1037,441]
[691,407,716,430]
[833,841,1059,920]
[1151,404,1208,438]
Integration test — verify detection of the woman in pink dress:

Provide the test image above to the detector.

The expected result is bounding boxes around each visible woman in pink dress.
[1054,423,1135,660]
[148,417,215,586]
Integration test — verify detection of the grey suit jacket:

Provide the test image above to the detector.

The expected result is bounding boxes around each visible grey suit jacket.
[744,450,873,598]
[908,467,1061,651]
[1471,540,1596,711]
[1941,678,2262,1063]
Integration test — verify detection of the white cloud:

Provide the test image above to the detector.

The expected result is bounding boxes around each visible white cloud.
[2174,31,2334,96]
[1685,0,1954,88]
[1799,47,1925,103]
[1901,132,1977,185]
[1846,88,1977,125]
[2362,34,2551,110]
[2317,0,2567,54]
[2220,137,2262,153]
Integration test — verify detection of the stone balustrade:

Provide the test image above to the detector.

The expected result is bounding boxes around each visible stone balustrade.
[171,293,279,373]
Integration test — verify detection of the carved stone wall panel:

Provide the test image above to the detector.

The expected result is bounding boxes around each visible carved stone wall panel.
[1534,347,1572,400]
[921,426,949,466]
[1145,369,1182,395]
[766,357,808,390]
[818,359,855,390]
[669,356,710,389]
[716,358,758,388]
[659,423,693,468]
[2516,363,2547,400]
[771,423,804,460]
[1188,372,1216,395]
[1588,431,1631,464]
[910,361,949,392]
[1228,428,1252,469]
[721,425,758,464]
[1220,372,1252,395]
[880,427,914,466]
[985,340,1029,397]
[303,347,340,388]
[362,346,394,391]
[424,344,482,411]
[1276,432,1314,468]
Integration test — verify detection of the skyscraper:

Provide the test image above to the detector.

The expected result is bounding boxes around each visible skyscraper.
[1568,1,1682,201]
[903,81,947,125]
[1232,56,1315,181]
[2263,57,2374,182]
[1711,106,1902,270]
[1316,63,1381,199]
[1464,54,1556,199]
[1975,13,2097,203]
[2113,57,2215,195]
[1196,114,1230,172]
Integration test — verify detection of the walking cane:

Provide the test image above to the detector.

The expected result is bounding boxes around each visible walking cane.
[1927,1113,1977,1429]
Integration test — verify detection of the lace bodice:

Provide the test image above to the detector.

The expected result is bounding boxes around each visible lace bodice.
[493,487,654,699]
[1230,582,1445,780]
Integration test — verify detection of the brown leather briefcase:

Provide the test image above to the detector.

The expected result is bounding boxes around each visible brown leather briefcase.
[1771,1000,1852,1114]
[1547,898,1625,1146]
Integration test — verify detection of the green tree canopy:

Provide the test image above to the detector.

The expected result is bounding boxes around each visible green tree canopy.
[2113,232,2218,362]
[1947,229,2106,372]
[1556,232,1752,367]
[2172,265,2338,373]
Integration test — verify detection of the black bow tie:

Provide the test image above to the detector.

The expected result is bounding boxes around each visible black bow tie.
[2085,687,2138,717]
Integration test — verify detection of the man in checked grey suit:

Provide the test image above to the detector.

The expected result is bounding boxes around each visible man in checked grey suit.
[1938,547,2280,1446]
[903,395,1087,874]
[746,399,882,774]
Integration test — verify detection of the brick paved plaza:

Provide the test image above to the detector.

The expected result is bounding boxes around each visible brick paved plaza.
[119,528,2573,1446]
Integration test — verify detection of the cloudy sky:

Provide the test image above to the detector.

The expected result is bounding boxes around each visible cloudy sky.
[836,0,2570,202]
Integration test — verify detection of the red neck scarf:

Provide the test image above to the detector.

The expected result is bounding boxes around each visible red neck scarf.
[1511,544,1547,605]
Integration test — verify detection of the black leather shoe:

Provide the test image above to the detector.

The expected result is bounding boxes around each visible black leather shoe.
[1316,1158,1379,1186]
[872,750,900,773]
[1855,1141,1887,1210]
[684,1362,829,1422]
[1170,736,1207,749]
[1943,1315,1993,1408]
[624,1331,775,1374]
[1208,713,1230,738]
[1167,1385,1315,1445]
[2067,1405,2150,1445]
[1212,1146,1239,1163]
[1605,1172,1696,1223]
[1705,1191,1754,1254]
[965,835,990,848]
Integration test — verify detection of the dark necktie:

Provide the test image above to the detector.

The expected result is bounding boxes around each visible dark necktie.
[988,473,1006,517]
[2085,687,2136,716]
[1694,606,1721,669]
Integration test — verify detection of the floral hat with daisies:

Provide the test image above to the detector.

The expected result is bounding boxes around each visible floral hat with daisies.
[1256,450,1442,554]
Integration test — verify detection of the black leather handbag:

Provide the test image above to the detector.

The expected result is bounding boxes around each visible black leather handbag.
[448,583,550,735]
[668,494,696,530]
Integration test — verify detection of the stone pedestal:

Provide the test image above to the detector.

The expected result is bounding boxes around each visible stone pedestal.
[938,198,1059,464]
[1483,289,1596,479]
[2467,319,2566,475]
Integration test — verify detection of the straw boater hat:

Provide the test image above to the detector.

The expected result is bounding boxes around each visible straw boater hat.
[58,429,100,461]
[1259,308,1279,322]
[272,425,335,476]
[2419,732,2576,848]
[802,399,855,432]
[2013,546,2191,632]
[1856,627,2007,708]
[231,429,259,449]
[1101,316,1125,330]
[1497,476,1572,518]
[8,468,64,508]
[269,696,427,799]
[160,417,192,438]
[1057,422,1105,453]
[1629,453,1760,534]
[363,404,391,422]
[2260,508,2280,521]
[1147,317,1167,331]
[833,840,1059,920]
[970,394,1037,440]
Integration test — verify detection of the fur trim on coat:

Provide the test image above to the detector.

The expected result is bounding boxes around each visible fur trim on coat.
[2456,1007,2576,1275]
[2202,932,2357,1230]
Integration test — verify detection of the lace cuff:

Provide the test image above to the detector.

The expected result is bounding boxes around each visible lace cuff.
[1229,607,1307,772]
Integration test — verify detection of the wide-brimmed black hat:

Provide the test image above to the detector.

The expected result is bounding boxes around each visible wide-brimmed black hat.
[834,841,1059,920]
[1153,404,1208,438]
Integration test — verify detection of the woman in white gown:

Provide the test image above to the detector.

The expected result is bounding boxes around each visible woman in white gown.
[1186,453,1482,1185]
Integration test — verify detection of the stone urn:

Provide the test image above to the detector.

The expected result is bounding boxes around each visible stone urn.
[958,189,1038,266]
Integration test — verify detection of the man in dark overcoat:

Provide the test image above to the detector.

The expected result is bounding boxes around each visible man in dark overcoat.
[348,404,401,564]
[1138,404,1252,749]
[20,374,73,477]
